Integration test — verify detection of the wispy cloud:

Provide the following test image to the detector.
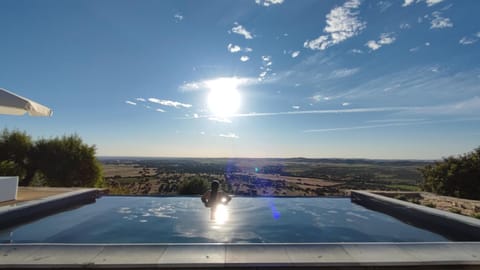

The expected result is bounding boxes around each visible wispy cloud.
[430,11,453,29]
[231,22,253,39]
[255,0,284,6]
[304,0,366,50]
[365,32,396,51]
[399,23,411,30]
[292,105,300,110]
[148,98,192,108]
[219,133,239,139]
[408,96,480,115]
[291,51,300,58]
[125,101,137,106]
[224,107,411,118]
[304,117,480,133]
[179,77,256,92]
[156,108,165,112]
[135,98,146,102]
[209,117,232,123]
[377,1,393,12]
[459,32,479,45]
[325,65,480,105]
[304,122,422,133]
[174,13,183,22]
[367,118,427,124]
[189,97,480,122]
[459,37,478,45]
[330,68,359,78]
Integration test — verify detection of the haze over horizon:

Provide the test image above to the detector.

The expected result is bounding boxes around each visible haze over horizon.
[1,0,479,160]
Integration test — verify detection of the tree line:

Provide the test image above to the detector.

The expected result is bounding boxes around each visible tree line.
[0,129,103,187]
[420,146,480,200]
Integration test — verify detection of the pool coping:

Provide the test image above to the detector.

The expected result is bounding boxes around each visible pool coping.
[351,190,480,241]
[0,242,479,269]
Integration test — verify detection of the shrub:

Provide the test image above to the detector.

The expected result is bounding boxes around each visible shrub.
[421,147,480,199]
[178,176,210,195]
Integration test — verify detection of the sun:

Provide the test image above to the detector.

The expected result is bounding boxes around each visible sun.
[206,78,242,117]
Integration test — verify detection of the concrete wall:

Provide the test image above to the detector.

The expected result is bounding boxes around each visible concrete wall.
[351,190,480,241]
[0,177,18,202]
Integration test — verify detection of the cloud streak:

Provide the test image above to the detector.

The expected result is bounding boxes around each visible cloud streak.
[179,77,256,92]
[304,117,480,133]
[148,98,192,108]
[188,97,480,120]
[219,133,239,139]
[174,13,183,22]
[330,68,359,78]
[125,101,137,106]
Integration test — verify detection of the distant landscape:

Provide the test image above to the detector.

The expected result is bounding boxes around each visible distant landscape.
[100,157,428,196]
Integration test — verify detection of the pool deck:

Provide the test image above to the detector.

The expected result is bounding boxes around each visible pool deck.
[0,242,479,269]
[0,187,106,228]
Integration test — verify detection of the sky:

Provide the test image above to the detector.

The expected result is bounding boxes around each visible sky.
[0,0,479,160]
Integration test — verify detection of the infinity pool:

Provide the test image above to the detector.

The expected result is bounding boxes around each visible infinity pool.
[0,196,448,243]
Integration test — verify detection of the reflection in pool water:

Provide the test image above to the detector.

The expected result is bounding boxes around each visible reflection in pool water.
[0,196,448,243]
[213,204,229,225]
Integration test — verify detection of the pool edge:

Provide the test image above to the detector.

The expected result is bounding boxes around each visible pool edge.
[0,188,106,229]
[351,190,480,241]
[1,242,479,269]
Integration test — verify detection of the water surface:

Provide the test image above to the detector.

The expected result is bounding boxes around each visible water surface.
[0,197,448,243]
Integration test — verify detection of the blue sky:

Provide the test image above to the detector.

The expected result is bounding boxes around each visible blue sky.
[1,0,479,159]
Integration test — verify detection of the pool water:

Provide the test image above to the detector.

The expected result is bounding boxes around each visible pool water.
[0,196,448,243]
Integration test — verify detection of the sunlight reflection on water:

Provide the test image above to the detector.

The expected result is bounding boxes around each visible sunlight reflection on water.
[213,204,229,225]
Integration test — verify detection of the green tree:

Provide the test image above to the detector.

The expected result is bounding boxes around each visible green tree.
[421,147,480,199]
[0,129,32,180]
[178,176,209,195]
[31,135,103,187]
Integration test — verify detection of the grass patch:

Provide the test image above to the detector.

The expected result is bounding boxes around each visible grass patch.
[471,213,480,219]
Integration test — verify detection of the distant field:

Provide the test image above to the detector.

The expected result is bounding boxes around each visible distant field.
[235,173,340,187]
[102,164,157,178]
[100,158,430,195]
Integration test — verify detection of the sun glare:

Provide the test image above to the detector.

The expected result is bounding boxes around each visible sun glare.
[206,78,241,117]
[213,204,229,225]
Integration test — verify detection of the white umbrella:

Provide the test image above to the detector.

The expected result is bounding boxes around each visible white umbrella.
[0,88,53,116]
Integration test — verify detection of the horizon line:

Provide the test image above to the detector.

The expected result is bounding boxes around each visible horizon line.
[96,155,436,162]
